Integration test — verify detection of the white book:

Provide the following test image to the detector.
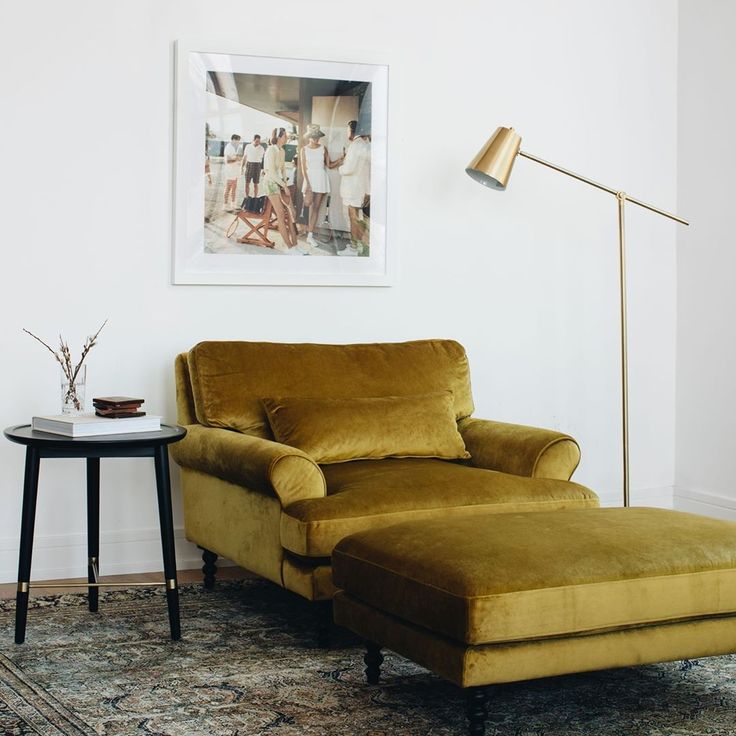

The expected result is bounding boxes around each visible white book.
[32,413,162,437]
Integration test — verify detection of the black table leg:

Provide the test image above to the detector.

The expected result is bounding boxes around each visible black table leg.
[86,458,100,613]
[15,447,40,644]
[154,445,181,640]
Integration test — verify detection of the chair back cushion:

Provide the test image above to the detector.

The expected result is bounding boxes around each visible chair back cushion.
[187,339,474,437]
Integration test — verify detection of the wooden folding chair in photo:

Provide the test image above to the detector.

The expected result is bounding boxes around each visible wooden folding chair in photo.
[225,201,279,249]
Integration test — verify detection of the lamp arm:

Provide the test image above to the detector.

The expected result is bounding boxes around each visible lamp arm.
[518,150,688,226]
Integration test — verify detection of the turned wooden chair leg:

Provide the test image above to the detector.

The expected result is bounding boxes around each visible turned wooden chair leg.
[465,687,488,736]
[200,548,218,590]
[315,599,333,648]
[364,641,384,684]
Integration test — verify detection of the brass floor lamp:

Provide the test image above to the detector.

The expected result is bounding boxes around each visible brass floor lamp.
[466,126,689,507]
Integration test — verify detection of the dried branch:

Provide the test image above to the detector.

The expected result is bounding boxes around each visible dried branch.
[70,319,107,383]
[22,329,65,368]
[24,320,108,385]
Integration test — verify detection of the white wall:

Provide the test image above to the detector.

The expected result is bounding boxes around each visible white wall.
[675,0,736,519]
[0,0,679,582]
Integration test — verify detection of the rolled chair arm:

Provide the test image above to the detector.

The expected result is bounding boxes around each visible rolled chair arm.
[458,417,581,480]
[170,424,326,506]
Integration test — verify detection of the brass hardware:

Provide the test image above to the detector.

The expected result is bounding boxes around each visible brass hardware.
[17,582,29,593]
[468,127,690,508]
[617,192,630,508]
[89,558,99,583]
[518,151,689,226]
[166,579,177,590]
[465,127,521,190]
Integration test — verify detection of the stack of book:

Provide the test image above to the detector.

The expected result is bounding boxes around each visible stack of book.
[32,397,161,437]
[93,396,145,418]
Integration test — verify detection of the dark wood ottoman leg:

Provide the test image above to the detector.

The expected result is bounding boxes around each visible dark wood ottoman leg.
[315,599,333,649]
[364,641,384,684]
[465,687,487,736]
[200,548,218,590]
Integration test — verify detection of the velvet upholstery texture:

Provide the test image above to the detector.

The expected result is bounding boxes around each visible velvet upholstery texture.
[170,424,326,507]
[187,339,474,437]
[459,417,581,480]
[332,508,736,645]
[173,340,596,603]
[281,556,336,601]
[174,353,197,426]
[333,592,736,688]
[262,392,470,464]
[180,468,285,587]
[282,459,598,557]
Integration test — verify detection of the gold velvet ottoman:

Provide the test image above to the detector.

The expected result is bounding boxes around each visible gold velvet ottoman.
[332,508,736,735]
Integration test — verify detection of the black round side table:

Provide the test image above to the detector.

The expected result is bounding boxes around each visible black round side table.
[3,424,186,644]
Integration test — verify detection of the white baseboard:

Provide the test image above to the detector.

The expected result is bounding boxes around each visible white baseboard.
[597,485,674,509]
[0,526,224,584]
[673,487,736,520]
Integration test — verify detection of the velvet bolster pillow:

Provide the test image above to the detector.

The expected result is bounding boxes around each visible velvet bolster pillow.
[261,392,471,464]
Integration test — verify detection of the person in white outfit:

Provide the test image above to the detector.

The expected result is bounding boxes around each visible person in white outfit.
[338,120,371,256]
[241,134,265,198]
[222,134,242,212]
[299,123,340,251]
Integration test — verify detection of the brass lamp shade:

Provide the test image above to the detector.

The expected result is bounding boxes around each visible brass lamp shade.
[465,126,522,190]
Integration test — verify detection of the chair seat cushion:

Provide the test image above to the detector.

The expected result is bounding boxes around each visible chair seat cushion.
[331,508,736,645]
[280,458,598,557]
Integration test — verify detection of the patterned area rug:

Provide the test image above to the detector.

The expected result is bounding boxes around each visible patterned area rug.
[1,580,736,735]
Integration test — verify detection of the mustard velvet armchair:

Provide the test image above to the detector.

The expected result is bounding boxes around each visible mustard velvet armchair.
[171,340,598,603]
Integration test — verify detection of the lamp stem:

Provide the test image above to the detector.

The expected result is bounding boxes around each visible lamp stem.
[617,193,630,508]
[519,150,619,197]
[516,150,689,508]
[518,150,689,226]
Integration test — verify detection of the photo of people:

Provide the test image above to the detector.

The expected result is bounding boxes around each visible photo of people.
[203,71,373,257]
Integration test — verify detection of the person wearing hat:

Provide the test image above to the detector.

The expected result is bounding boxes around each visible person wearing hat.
[299,123,340,252]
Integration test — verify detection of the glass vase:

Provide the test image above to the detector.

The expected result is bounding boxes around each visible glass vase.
[61,365,86,415]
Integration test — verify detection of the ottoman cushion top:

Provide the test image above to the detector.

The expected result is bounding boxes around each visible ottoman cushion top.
[331,508,736,645]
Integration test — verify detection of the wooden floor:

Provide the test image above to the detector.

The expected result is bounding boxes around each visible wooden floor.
[0,567,252,600]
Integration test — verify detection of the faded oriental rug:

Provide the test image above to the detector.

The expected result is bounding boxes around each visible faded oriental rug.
[1,580,736,735]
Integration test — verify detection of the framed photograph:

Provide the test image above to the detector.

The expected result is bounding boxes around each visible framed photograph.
[173,41,391,286]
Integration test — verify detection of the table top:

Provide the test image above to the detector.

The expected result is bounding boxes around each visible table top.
[4,424,186,448]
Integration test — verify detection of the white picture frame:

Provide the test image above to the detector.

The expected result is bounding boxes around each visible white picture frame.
[173,41,391,286]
